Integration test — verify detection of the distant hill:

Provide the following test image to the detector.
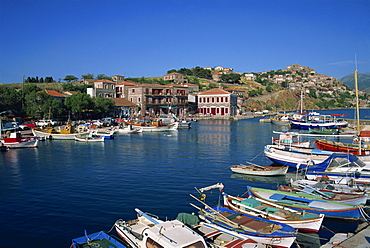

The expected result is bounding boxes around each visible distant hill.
[340,72,370,93]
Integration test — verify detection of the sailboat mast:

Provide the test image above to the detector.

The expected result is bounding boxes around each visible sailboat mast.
[354,70,361,155]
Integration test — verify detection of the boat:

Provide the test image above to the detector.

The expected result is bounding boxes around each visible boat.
[178,119,192,129]
[74,133,105,142]
[263,144,370,168]
[190,197,297,248]
[230,162,288,176]
[247,186,364,219]
[273,130,355,138]
[303,152,370,184]
[289,113,348,130]
[32,125,90,140]
[116,124,143,134]
[129,119,179,132]
[114,208,208,248]
[222,192,324,233]
[314,138,370,156]
[308,127,339,135]
[1,132,39,148]
[290,178,370,201]
[272,132,310,148]
[270,114,290,126]
[185,219,267,248]
[90,129,115,139]
[278,185,368,205]
[71,230,128,248]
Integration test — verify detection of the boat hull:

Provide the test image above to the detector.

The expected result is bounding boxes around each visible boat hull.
[315,139,370,156]
[32,128,90,140]
[1,138,38,148]
[230,165,288,176]
[290,120,348,130]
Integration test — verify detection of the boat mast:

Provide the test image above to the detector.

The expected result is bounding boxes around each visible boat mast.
[354,69,361,155]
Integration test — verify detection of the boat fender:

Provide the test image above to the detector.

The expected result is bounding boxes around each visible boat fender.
[199,194,206,201]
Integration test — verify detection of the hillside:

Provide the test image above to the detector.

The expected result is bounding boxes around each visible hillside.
[340,72,370,93]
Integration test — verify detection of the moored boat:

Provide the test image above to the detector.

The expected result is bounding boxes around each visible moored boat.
[114,208,208,248]
[247,186,364,219]
[74,133,105,142]
[71,230,128,248]
[32,125,90,140]
[230,162,288,176]
[1,132,39,148]
[222,192,324,233]
[308,127,339,135]
[289,113,348,130]
[272,132,310,148]
[116,124,143,134]
[315,138,370,156]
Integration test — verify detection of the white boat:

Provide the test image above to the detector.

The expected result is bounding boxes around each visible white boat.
[272,132,310,148]
[222,192,324,233]
[114,208,208,248]
[131,122,179,132]
[230,162,288,176]
[116,125,143,134]
[74,133,105,142]
[1,132,39,148]
[32,125,90,140]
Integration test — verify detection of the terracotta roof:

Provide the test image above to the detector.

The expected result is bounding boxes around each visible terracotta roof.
[182,83,198,86]
[96,79,115,83]
[111,98,137,107]
[198,88,231,95]
[116,80,138,86]
[45,89,66,98]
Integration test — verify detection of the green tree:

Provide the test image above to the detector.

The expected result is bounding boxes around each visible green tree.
[24,91,57,118]
[81,73,94,79]
[94,97,115,117]
[220,73,241,84]
[96,74,112,80]
[0,85,21,112]
[64,93,94,119]
[64,75,78,82]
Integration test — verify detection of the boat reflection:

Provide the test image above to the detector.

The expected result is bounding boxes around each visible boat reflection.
[230,172,288,185]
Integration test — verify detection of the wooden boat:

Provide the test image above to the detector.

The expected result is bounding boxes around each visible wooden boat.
[230,162,288,176]
[90,129,115,139]
[114,208,208,248]
[278,185,367,205]
[222,192,324,233]
[1,132,39,148]
[308,127,339,135]
[303,152,370,184]
[270,114,290,126]
[191,203,297,248]
[272,132,310,148]
[74,133,104,142]
[289,113,348,130]
[71,230,128,248]
[263,144,370,168]
[189,220,267,248]
[315,138,370,156]
[247,186,364,219]
[291,179,370,201]
[116,124,143,134]
[130,121,179,132]
[32,125,90,140]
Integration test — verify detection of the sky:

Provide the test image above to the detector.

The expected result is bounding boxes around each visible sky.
[0,0,369,84]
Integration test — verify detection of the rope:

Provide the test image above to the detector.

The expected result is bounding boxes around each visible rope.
[321,225,336,234]
[106,222,117,234]
[248,150,264,162]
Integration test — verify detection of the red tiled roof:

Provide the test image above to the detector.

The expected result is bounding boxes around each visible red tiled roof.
[45,90,66,98]
[111,98,137,107]
[198,88,230,95]
[96,79,115,83]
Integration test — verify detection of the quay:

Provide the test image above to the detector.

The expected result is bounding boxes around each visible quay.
[322,222,370,248]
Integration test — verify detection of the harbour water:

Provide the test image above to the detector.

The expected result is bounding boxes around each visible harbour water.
[1,108,369,248]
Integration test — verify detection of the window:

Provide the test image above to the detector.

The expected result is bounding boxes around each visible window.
[212,97,214,103]
[132,89,135,93]
[225,97,228,102]
[138,97,141,102]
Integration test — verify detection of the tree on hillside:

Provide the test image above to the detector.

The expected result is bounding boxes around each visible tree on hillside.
[96,74,112,80]
[0,85,21,112]
[82,73,94,79]
[64,75,79,82]
[220,73,241,84]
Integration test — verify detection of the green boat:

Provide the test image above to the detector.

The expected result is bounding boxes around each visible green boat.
[308,127,339,135]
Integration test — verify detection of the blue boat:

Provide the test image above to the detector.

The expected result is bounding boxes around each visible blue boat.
[289,113,348,130]
[71,231,128,248]
[247,186,363,219]
[196,205,297,248]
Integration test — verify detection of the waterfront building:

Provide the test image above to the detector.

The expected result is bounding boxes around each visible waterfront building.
[163,72,188,84]
[116,80,137,98]
[198,88,238,117]
[87,79,116,98]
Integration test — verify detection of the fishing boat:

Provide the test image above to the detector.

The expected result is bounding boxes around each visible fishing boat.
[272,132,310,148]
[303,152,370,184]
[114,208,208,248]
[270,114,290,126]
[290,179,370,201]
[308,127,339,135]
[247,186,364,219]
[130,120,179,132]
[74,133,105,142]
[289,113,348,130]
[278,185,367,205]
[116,124,143,134]
[230,162,288,176]
[1,132,39,148]
[190,198,297,248]
[186,219,267,248]
[263,144,370,168]
[222,192,324,233]
[71,230,128,248]
[32,125,90,140]
[90,129,115,139]
[314,138,370,156]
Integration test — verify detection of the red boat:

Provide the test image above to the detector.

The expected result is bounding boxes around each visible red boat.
[314,138,370,156]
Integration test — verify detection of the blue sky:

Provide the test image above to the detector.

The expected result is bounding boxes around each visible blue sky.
[0,0,369,84]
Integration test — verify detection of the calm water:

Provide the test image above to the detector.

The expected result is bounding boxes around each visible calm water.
[1,109,369,248]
